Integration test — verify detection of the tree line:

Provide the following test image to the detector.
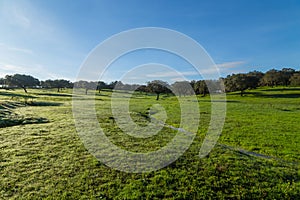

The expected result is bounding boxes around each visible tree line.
[223,68,300,96]
[0,67,300,98]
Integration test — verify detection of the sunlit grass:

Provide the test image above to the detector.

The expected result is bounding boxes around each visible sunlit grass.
[0,87,299,199]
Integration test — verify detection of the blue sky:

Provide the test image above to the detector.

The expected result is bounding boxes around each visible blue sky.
[0,0,300,83]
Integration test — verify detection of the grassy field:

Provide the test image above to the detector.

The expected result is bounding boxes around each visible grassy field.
[0,87,299,199]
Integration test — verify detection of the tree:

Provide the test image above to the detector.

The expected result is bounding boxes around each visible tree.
[289,73,300,86]
[279,68,295,86]
[190,80,196,91]
[172,81,194,97]
[112,81,124,91]
[135,85,147,93]
[193,80,208,96]
[5,74,40,93]
[224,73,259,96]
[0,78,5,88]
[261,69,281,87]
[40,80,53,89]
[247,70,264,87]
[147,80,170,100]
[247,70,264,79]
[96,81,107,93]
[207,79,225,93]
[41,79,73,92]
[74,81,97,95]
[54,79,73,92]
[224,75,237,93]
[108,81,122,90]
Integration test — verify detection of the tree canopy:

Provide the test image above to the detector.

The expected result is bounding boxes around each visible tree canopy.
[5,74,40,93]
[171,81,194,97]
[74,81,97,95]
[0,67,299,97]
[289,73,300,86]
[147,80,171,100]
[41,79,73,92]
[225,73,260,96]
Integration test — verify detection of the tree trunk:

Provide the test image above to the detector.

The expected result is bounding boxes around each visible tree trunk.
[85,89,88,95]
[57,87,60,92]
[240,90,244,96]
[156,93,159,100]
[22,87,28,93]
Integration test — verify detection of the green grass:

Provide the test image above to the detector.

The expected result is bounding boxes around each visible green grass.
[0,87,299,199]
[220,87,300,162]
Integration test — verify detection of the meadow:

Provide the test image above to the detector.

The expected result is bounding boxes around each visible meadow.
[0,87,299,199]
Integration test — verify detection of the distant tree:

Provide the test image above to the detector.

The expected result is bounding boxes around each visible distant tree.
[289,73,300,86]
[247,71,264,87]
[5,74,40,93]
[74,81,97,95]
[147,80,170,100]
[172,81,194,97]
[40,80,52,89]
[120,83,141,91]
[261,69,281,87]
[108,81,122,90]
[113,81,125,91]
[193,80,208,96]
[224,75,237,93]
[41,79,72,92]
[87,82,98,94]
[233,74,249,96]
[207,79,224,93]
[219,78,226,92]
[279,68,295,86]
[135,85,147,93]
[57,79,73,92]
[224,73,258,96]
[0,78,5,88]
[247,70,264,79]
[190,80,196,90]
[96,81,107,93]
[130,84,143,91]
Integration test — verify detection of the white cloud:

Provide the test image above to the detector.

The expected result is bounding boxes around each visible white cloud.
[0,63,72,80]
[1,63,35,75]
[216,61,245,68]
[12,5,31,29]
[10,47,33,55]
[1,1,31,29]
[0,2,77,81]
[1,64,26,72]
[194,61,246,78]
[170,77,189,82]
[1,1,59,41]
[143,61,246,79]
[0,43,33,55]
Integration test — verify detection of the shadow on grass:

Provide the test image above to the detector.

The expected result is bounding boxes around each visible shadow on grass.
[34,93,73,97]
[0,117,49,128]
[0,100,61,108]
[259,93,300,98]
[247,91,300,98]
[0,100,52,128]
[227,91,300,98]
[197,99,240,103]
[261,87,300,92]
[226,92,261,96]
[95,93,110,97]
[0,92,36,99]
[26,101,63,106]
